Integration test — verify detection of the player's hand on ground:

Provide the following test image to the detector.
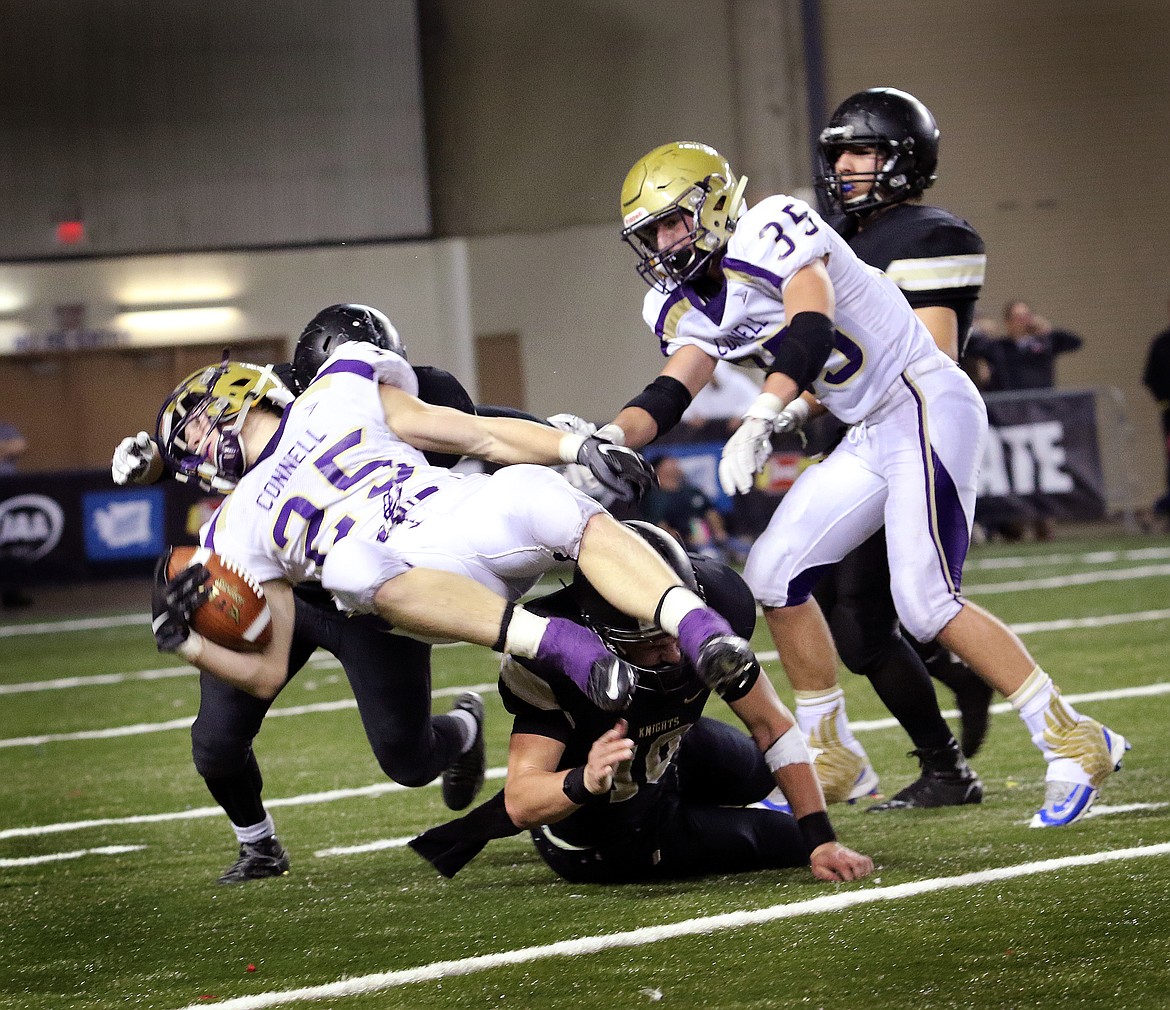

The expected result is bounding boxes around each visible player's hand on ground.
[111,431,161,485]
[584,719,635,795]
[809,841,875,882]
[151,552,212,653]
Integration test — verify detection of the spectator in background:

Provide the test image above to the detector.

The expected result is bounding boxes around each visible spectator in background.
[0,419,33,607]
[982,301,1083,541]
[1143,300,1170,516]
[984,300,1083,392]
[642,455,747,565]
[679,359,762,434]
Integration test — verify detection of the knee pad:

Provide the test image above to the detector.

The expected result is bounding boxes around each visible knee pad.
[191,725,253,780]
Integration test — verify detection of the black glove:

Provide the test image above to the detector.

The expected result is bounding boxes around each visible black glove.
[151,551,212,653]
[575,436,656,503]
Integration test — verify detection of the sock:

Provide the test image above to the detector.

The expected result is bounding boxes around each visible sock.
[1008,667,1092,783]
[233,812,276,845]
[533,616,609,694]
[794,687,867,758]
[655,585,708,636]
[502,607,549,659]
[448,708,478,753]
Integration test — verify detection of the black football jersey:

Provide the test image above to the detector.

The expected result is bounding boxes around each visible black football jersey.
[499,558,758,848]
[836,203,986,354]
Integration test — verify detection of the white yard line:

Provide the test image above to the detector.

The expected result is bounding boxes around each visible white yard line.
[966,546,1170,570]
[1,679,1161,842]
[2,546,1166,643]
[0,844,145,867]
[3,606,1168,744]
[3,601,1166,699]
[167,842,1170,1010]
[964,563,1170,594]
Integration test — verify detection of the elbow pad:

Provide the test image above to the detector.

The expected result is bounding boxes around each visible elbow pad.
[623,375,693,436]
[766,311,836,393]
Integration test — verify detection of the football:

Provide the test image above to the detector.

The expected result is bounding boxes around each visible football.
[166,546,272,652]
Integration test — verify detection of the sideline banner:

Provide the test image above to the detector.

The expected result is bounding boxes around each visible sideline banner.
[639,391,1106,535]
[976,389,1105,523]
[0,471,214,586]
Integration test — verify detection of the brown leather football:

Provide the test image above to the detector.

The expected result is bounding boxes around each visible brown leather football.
[166,546,272,651]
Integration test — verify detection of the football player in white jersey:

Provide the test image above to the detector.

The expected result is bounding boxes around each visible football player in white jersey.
[150,340,763,721]
[599,140,1128,827]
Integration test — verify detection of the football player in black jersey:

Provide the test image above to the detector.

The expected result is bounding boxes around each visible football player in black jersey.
[112,304,488,883]
[411,522,873,884]
[784,87,991,809]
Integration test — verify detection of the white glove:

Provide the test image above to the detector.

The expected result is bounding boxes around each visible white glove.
[773,396,811,436]
[111,431,160,486]
[545,413,597,437]
[719,393,782,495]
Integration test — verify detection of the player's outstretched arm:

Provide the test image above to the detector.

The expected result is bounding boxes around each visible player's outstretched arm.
[729,674,874,882]
[112,431,166,485]
[381,386,654,502]
[604,344,715,450]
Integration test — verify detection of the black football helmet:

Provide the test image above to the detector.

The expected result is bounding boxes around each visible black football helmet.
[817,87,939,216]
[572,521,701,694]
[291,303,406,393]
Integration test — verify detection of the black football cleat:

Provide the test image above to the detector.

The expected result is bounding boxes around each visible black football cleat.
[867,741,983,811]
[442,692,487,811]
[695,635,761,693]
[216,835,290,885]
[586,655,638,712]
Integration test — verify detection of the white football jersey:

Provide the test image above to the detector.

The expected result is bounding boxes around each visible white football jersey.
[640,194,942,422]
[202,342,465,585]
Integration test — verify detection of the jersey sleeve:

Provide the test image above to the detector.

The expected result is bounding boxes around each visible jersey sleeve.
[315,341,420,396]
[884,218,986,312]
[498,656,574,743]
[721,195,835,295]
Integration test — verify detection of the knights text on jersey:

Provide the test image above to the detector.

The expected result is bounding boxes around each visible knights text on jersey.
[202,343,465,585]
[639,194,943,423]
[499,652,711,846]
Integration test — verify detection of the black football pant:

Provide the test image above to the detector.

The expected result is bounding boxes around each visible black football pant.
[532,718,808,883]
[191,592,465,829]
[812,528,956,752]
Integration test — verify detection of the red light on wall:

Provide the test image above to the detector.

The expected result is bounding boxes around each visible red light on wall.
[56,220,85,245]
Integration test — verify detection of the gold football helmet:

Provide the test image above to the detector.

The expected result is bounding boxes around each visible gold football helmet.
[156,357,293,493]
[620,141,748,292]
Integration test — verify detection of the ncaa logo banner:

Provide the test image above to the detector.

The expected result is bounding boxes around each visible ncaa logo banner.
[0,494,66,562]
[82,488,165,561]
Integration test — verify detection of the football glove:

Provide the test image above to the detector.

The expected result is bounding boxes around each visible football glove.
[573,436,655,503]
[773,397,811,443]
[151,551,212,655]
[545,413,598,437]
[112,431,162,486]
[719,393,782,496]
